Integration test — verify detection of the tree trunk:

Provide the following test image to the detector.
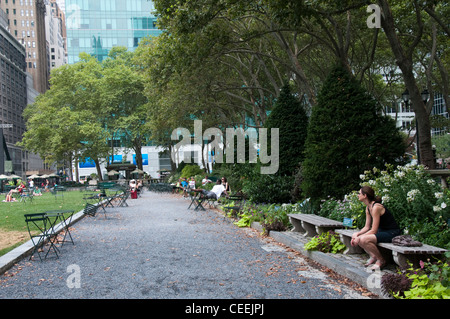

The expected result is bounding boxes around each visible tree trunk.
[133,137,143,171]
[94,157,103,181]
[378,0,435,168]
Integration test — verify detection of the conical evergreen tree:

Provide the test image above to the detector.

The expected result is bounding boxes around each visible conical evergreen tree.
[264,83,308,176]
[302,64,405,201]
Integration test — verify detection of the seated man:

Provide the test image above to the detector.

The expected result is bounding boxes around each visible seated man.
[202,176,212,185]
[197,180,228,200]
[33,187,42,196]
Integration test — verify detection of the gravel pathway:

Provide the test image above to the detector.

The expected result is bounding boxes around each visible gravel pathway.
[0,190,373,300]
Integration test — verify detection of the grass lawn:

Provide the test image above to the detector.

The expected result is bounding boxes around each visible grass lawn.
[0,189,98,256]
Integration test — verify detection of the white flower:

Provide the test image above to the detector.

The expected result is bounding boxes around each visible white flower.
[441,202,447,209]
[360,174,366,180]
[382,195,390,203]
[435,192,443,199]
[407,189,420,202]
[395,171,405,178]
[427,179,435,185]
[433,206,442,212]
[369,180,376,185]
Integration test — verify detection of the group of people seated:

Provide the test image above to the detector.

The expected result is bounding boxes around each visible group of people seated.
[3,181,44,202]
[174,175,232,201]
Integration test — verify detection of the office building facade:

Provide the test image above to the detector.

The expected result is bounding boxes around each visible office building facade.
[0,0,49,93]
[0,9,27,175]
[65,0,171,181]
[65,0,161,64]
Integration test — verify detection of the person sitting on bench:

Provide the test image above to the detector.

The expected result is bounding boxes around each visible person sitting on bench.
[351,186,401,271]
[197,180,229,200]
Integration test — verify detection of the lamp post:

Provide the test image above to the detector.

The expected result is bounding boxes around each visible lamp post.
[401,88,430,165]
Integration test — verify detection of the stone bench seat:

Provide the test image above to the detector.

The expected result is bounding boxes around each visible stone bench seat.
[335,229,448,268]
[288,213,344,238]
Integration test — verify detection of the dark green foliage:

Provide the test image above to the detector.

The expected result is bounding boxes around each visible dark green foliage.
[264,83,308,176]
[301,64,406,201]
[241,173,295,204]
[180,164,204,178]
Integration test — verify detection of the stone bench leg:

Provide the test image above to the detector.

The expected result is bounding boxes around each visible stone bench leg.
[289,217,305,233]
[339,234,364,255]
[392,251,410,268]
[301,221,317,237]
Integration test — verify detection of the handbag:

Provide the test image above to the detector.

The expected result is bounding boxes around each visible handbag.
[392,235,422,247]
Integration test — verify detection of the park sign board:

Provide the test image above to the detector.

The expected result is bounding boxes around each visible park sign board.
[343,218,354,228]
[0,124,13,129]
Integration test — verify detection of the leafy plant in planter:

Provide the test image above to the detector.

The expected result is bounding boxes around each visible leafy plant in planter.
[393,255,450,299]
[304,231,346,254]
[260,204,293,235]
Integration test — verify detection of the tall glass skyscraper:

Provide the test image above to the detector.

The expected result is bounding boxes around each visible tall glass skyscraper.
[65,0,161,64]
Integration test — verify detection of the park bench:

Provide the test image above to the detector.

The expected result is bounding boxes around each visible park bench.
[288,213,344,237]
[335,229,448,268]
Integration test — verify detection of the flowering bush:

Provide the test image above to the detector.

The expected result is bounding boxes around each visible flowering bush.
[360,164,449,223]
[318,192,366,228]
[320,164,450,249]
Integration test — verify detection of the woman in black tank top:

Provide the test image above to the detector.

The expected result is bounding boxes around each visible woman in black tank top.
[350,186,401,270]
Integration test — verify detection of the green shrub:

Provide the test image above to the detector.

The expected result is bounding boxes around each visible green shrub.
[264,83,308,176]
[180,164,204,178]
[241,174,294,204]
[302,64,406,202]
